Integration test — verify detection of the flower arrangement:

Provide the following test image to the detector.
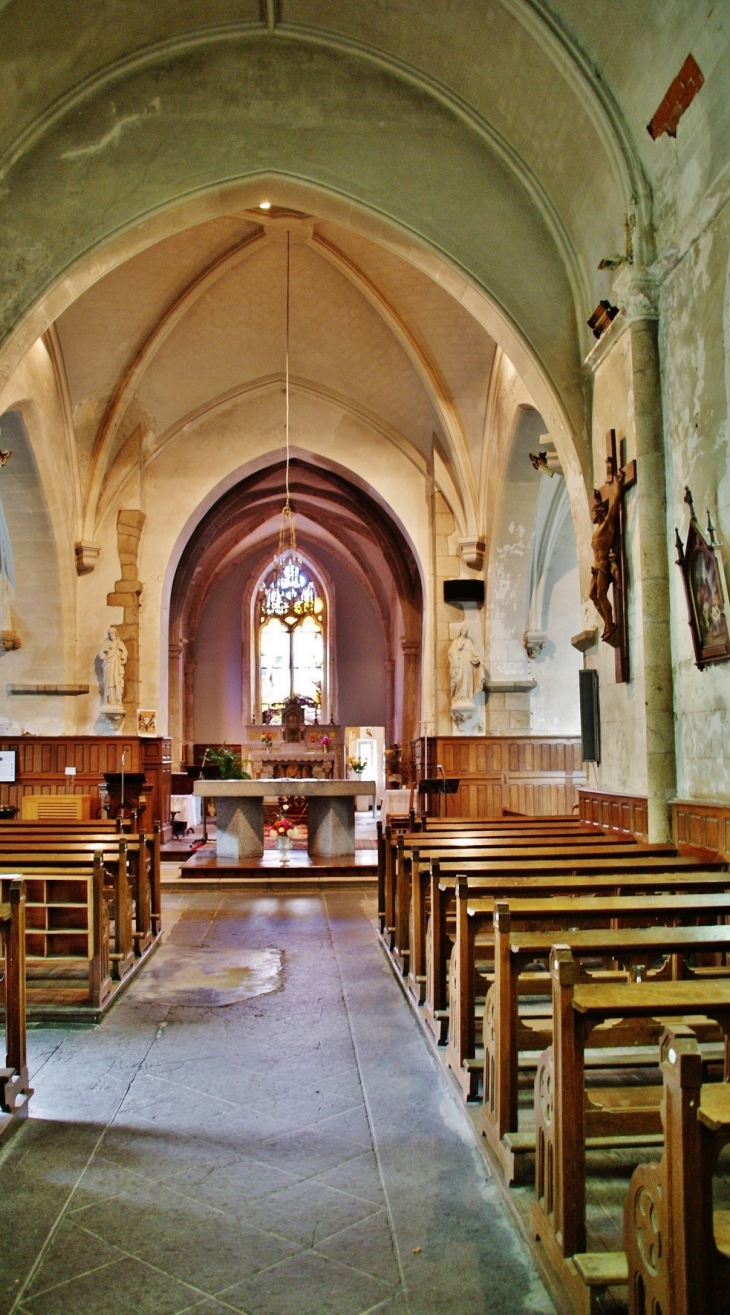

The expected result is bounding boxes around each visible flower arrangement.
[261,732,274,750]
[320,734,332,752]
[271,812,294,837]
[348,756,366,776]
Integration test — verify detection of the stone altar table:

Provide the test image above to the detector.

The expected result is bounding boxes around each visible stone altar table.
[194,779,376,859]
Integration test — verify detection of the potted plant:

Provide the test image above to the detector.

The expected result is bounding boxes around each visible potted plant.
[205,745,251,780]
[348,756,366,777]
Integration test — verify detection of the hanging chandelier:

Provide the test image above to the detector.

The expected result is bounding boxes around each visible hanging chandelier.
[260,233,316,622]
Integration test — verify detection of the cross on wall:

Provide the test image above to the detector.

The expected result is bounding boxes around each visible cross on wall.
[592,429,636,683]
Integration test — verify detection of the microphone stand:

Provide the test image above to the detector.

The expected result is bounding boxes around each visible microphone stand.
[437,763,446,819]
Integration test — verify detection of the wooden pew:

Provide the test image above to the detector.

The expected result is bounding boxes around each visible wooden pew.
[389,835,654,972]
[0,878,32,1123]
[0,825,162,941]
[380,820,603,939]
[623,1024,730,1315]
[531,947,730,1298]
[481,905,730,1182]
[0,857,117,1010]
[449,886,730,1099]
[425,853,727,1042]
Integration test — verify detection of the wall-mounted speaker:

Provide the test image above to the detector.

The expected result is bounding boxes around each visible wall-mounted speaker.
[443,579,485,605]
[579,668,600,763]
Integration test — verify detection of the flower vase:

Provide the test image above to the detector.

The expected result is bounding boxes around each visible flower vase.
[277,834,291,864]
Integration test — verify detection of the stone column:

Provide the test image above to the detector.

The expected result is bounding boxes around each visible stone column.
[183,640,196,761]
[168,640,184,768]
[106,509,145,728]
[400,639,421,784]
[617,269,676,840]
[384,657,395,746]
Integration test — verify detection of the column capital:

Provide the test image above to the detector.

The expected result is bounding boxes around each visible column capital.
[613,265,659,323]
[401,639,420,658]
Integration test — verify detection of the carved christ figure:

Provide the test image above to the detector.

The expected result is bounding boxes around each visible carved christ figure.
[98,627,128,707]
[448,625,485,703]
[589,468,624,643]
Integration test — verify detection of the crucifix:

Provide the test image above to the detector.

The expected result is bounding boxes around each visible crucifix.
[589,429,637,682]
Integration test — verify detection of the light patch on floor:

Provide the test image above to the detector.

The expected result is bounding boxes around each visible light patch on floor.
[125,945,284,1006]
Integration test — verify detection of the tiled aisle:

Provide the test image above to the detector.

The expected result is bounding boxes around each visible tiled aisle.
[1,891,553,1315]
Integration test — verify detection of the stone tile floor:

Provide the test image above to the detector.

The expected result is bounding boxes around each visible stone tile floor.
[1,889,553,1315]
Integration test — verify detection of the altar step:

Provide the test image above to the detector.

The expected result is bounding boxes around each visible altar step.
[171,848,377,886]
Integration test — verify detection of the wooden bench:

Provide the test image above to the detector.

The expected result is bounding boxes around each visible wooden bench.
[0,878,31,1127]
[388,835,656,974]
[0,828,162,944]
[531,949,730,1294]
[481,906,730,1181]
[448,887,730,1099]
[623,1024,730,1314]
[422,854,727,1043]
[0,852,145,1013]
[379,817,606,935]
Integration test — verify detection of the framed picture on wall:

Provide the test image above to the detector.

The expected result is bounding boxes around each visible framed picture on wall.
[675,488,730,670]
[137,709,157,737]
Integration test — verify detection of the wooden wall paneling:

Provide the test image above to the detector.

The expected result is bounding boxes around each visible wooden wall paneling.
[412,736,585,818]
[0,737,171,826]
[578,789,648,840]
[672,799,730,860]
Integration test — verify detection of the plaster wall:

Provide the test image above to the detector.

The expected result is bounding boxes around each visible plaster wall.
[529,522,582,736]
[661,201,730,800]
[586,328,647,797]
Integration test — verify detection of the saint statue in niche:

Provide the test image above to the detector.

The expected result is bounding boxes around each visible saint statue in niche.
[98,627,128,708]
[448,625,485,704]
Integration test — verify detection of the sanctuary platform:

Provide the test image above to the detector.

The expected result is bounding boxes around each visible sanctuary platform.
[194,777,377,861]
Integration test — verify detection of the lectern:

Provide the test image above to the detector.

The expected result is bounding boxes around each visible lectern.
[418,777,459,818]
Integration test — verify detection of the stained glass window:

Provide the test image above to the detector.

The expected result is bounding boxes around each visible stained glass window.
[257,560,325,723]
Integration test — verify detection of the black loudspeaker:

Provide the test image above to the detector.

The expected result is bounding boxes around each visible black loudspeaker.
[579,669,600,763]
[443,579,485,605]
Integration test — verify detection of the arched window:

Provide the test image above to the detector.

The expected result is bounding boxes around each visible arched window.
[256,558,326,723]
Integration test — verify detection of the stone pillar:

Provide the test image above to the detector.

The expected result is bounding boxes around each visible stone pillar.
[617,269,676,840]
[168,640,184,768]
[183,640,196,760]
[400,639,421,784]
[384,657,395,746]
[106,510,145,729]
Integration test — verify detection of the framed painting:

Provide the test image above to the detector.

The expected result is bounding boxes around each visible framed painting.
[137,708,157,736]
[675,488,730,670]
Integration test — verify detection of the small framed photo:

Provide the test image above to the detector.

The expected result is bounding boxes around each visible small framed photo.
[137,709,157,737]
[676,490,730,670]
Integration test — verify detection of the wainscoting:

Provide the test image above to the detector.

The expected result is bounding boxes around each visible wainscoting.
[412,736,585,817]
[0,736,171,827]
[672,799,730,861]
[578,788,648,840]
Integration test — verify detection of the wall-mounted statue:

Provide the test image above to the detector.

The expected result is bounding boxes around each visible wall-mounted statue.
[589,467,624,645]
[98,626,128,710]
[448,625,486,703]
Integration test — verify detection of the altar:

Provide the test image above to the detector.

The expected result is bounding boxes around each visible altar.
[194,778,376,859]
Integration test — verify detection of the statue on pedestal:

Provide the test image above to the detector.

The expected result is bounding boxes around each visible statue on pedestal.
[98,627,127,727]
[448,625,485,704]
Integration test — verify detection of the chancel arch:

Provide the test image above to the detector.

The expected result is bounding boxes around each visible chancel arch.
[168,457,422,774]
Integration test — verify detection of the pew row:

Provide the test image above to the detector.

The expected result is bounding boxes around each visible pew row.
[532,948,730,1311]
[0,878,32,1138]
[480,904,730,1183]
[622,1024,730,1315]
[0,847,161,1019]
